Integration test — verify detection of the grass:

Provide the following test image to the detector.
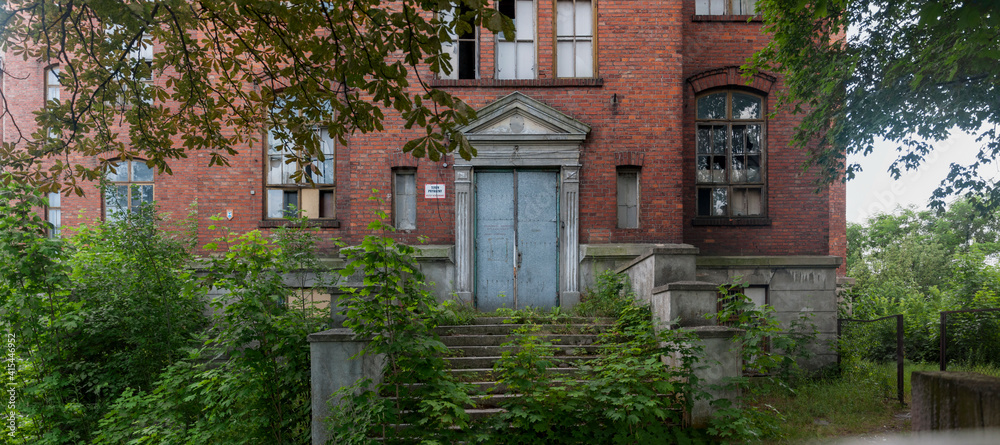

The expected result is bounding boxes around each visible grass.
[744,374,905,444]
[746,360,1000,444]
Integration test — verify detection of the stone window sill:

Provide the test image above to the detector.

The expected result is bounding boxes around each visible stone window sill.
[692,15,762,22]
[258,219,341,229]
[429,78,604,88]
[691,217,771,226]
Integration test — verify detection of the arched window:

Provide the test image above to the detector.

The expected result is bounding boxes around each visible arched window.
[104,160,154,220]
[695,90,765,217]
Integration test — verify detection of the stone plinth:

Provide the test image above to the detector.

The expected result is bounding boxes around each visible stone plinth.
[308,329,384,445]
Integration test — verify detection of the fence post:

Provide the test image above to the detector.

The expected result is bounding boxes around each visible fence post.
[896,314,904,404]
[939,312,947,371]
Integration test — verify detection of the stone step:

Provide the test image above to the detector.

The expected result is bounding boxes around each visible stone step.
[450,367,582,381]
[446,344,604,357]
[386,381,509,396]
[440,333,604,347]
[445,355,596,369]
[435,323,613,336]
[468,317,617,325]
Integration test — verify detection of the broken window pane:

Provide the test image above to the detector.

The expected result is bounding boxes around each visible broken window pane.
[697,93,727,119]
[732,93,761,119]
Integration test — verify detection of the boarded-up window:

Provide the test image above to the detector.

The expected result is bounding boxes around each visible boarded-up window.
[394,169,417,230]
[617,168,639,228]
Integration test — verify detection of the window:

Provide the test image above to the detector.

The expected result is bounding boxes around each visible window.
[266,127,336,219]
[393,169,417,230]
[47,192,62,238]
[695,0,755,15]
[45,66,61,139]
[695,91,764,217]
[104,160,154,220]
[556,0,593,78]
[131,35,154,104]
[496,0,535,79]
[45,66,60,103]
[440,6,479,79]
[617,168,638,228]
[106,26,154,106]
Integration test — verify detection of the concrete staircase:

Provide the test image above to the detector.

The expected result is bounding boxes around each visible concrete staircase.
[375,315,616,434]
[434,316,615,420]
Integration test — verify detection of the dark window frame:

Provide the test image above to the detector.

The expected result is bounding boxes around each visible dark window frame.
[694,90,767,219]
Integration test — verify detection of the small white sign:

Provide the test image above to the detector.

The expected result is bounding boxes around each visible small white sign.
[226,209,234,220]
[425,184,446,199]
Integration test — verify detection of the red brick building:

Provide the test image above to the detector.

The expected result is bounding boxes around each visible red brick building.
[3,0,845,361]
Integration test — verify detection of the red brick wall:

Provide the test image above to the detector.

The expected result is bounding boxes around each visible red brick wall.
[3,0,845,267]
[679,6,845,261]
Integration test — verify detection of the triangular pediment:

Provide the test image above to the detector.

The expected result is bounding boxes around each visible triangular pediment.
[457,92,590,140]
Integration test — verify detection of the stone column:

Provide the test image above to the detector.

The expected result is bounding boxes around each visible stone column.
[308,329,384,445]
[453,166,474,304]
[560,165,581,309]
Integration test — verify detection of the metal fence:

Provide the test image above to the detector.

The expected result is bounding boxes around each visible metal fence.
[939,308,1000,371]
[837,315,904,404]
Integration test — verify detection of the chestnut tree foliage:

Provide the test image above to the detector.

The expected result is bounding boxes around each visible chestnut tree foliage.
[749,0,1000,209]
[0,0,511,194]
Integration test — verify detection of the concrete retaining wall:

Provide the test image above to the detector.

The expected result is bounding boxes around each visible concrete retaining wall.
[695,256,840,369]
[912,371,1000,431]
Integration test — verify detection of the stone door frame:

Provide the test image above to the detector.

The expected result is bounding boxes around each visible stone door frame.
[452,92,590,308]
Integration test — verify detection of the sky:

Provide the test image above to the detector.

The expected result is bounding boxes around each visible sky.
[847,131,1000,223]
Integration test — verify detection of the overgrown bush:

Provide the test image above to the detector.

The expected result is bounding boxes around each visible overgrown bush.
[484,283,711,444]
[1,180,206,445]
[93,219,331,445]
[328,259,718,443]
[846,200,1000,368]
[575,269,633,318]
[328,215,473,444]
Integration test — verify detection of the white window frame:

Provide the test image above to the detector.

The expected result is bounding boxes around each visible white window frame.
[695,90,766,218]
[47,192,62,238]
[695,0,755,15]
[440,6,479,79]
[496,0,536,80]
[45,65,60,103]
[555,0,594,78]
[265,126,336,220]
[105,26,154,106]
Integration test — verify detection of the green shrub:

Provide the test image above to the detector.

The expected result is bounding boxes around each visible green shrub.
[92,218,330,445]
[329,215,473,444]
[1,182,206,445]
[576,269,634,318]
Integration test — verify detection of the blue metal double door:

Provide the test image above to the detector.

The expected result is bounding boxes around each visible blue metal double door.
[475,170,560,311]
